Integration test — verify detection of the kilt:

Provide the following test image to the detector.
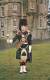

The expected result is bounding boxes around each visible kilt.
[16,44,28,60]
[16,44,32,62]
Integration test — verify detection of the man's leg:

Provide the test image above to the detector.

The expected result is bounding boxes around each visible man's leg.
[28,45,32,62]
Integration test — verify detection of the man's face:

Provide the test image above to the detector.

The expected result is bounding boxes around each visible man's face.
[21,26,29,32]
[21,26,26,32]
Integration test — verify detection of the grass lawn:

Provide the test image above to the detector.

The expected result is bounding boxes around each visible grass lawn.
[0,42,50,80]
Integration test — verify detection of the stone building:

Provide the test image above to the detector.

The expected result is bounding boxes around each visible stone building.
[0,0,48,40]
[27,0,48,40]
[0,0,21,39]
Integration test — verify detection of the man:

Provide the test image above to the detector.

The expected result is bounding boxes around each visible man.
[13,18,32,73]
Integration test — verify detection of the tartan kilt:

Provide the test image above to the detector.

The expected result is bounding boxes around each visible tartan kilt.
[16,46,28,60]
[16,44,32,61]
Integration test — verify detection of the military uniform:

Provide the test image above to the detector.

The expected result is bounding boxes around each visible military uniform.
[13,18,32,73]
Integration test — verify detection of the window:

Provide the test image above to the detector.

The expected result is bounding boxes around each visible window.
[1,19,4,27]
[12,3,17,13]
[13,17,17,26]
[12,3,18,15]
[1,23,4,27]
[36,0,37,3]
[12,3,21,16]
[45,0,46,4]
[1,7,4,16]
[31,0,33,8]
[44,0,48,5]
[0,0,2,1]
[2,31,4,36]
[40,16,42,27]
[40,0,43,4]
